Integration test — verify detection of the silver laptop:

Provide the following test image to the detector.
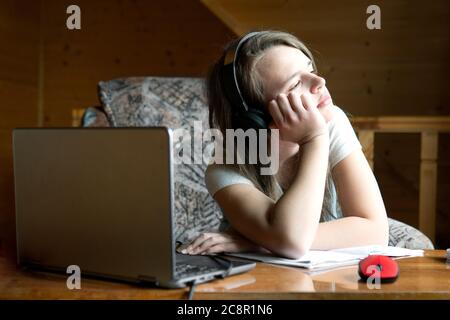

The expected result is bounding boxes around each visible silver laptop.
[13,127,255,288]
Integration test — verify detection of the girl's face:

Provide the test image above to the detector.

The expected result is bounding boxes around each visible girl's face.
[255,45,334,161]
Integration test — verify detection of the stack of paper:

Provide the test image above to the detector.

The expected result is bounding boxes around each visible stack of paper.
[226,245,423,273]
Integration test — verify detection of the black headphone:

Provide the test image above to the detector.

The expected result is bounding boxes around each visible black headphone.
[221,32,272,130]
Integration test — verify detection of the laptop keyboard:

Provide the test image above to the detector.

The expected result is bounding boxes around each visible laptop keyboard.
[175,263,222,278]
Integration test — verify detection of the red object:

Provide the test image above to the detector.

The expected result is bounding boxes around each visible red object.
[358,255,399,283]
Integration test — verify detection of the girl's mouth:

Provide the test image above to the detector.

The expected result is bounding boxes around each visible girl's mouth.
[317,95,332,108]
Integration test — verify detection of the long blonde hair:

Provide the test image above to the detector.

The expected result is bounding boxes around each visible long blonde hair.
[206,30,318,200]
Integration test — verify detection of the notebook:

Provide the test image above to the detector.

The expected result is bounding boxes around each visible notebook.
[225,245,424,273]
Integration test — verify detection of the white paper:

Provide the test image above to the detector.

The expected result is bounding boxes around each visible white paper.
[331,245,423,257]
[225,245,423,271]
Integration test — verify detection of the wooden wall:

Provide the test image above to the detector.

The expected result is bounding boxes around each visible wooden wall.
[0,1,40,257]
[0,0,449,256]
[0,0,234,258]
[202,0,450,247]
[202,0,450,116]
[40,0,234,126]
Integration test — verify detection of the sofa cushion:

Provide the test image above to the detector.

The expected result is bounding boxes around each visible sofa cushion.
[97,77,222,242]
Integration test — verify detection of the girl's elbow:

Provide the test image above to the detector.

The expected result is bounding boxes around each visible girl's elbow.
[274,236,310,260]
[273,246,307,260]
[373,218,389,246]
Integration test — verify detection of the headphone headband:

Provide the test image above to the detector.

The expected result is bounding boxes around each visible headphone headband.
[221,32,261,113]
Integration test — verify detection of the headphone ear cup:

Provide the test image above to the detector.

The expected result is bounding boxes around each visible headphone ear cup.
[246,109,269,130]
[233,108,272,130]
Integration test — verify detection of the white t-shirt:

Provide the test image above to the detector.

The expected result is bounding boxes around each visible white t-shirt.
[205,105,362,223]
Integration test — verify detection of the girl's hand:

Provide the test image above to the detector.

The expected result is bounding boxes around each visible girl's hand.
[267,92,328,146]
[177,229,270,255]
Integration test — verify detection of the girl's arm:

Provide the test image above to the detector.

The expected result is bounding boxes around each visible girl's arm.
[310,147,389,250]
[267,133,329,257]
[186,134,329,259]
[186,145,388,258]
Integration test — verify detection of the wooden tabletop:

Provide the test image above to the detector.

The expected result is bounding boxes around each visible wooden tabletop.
[1,250,449,300]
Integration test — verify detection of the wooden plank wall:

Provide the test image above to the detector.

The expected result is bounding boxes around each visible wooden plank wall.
[0,0,448,253]
[40,0,235,126]
[0,0,234,258]
[201,0,450,247]
[0,1,40,258]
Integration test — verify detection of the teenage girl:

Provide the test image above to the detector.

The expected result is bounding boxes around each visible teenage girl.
[180,30,388,259]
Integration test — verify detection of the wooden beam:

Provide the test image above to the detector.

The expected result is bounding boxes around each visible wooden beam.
[351,116,450,132]
[419,131,438,242]
[201,0,242,35]
[71,109,84,127]
[358,130,374,170]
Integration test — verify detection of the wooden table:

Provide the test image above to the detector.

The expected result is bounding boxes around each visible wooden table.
[1,250,449,300]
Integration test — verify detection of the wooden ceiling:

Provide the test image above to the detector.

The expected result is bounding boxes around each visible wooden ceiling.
[200,0,450,116]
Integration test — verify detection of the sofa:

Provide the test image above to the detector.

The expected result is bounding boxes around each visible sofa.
[79,76,434,250]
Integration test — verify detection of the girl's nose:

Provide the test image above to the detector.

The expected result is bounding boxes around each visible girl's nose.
[311,75,326,94]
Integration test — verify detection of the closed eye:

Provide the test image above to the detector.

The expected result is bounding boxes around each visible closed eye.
[290,80,302,91]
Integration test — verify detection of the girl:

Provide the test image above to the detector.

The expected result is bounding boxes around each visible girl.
[180,30,389,259]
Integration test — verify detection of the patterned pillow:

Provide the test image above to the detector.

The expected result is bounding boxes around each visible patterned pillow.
[97,77,222,243]
[388,218,434,249]
[81,106,110,127]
